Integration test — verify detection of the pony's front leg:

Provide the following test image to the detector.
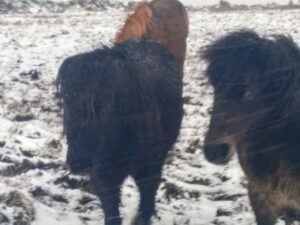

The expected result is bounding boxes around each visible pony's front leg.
[248,180,279,225]
[90,168,125,225]
[133,165,163,225]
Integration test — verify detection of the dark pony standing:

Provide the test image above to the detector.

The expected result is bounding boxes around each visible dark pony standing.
[57,39,183,225]
[202,30,300,225]
[115,0,189,74]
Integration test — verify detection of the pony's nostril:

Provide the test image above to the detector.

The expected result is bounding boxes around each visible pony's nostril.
[204,144,230,164]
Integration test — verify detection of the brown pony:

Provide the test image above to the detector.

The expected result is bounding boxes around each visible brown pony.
[115,0,189,74]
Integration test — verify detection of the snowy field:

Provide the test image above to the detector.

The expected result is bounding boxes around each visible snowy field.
[0,7,300,225]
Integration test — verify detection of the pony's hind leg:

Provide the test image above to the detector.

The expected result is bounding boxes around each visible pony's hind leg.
[133,164,163,225]
[90,167,126,225]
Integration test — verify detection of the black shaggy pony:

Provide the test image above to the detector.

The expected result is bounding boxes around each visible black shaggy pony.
[202,30,300,225]
[57,39,183,225]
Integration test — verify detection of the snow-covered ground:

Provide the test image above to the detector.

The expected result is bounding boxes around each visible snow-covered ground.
[0,7,300,225]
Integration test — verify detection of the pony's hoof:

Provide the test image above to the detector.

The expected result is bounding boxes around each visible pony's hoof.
[132,215,150,225]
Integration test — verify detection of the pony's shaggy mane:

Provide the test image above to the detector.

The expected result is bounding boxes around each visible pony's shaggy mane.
[115,2,153,42]
[202,29,300,117]
[57,38,182,145]
[114,0,189,74]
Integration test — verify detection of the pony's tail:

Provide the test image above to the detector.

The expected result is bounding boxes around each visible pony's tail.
[202,29,300,87]
[115,2,153,42]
